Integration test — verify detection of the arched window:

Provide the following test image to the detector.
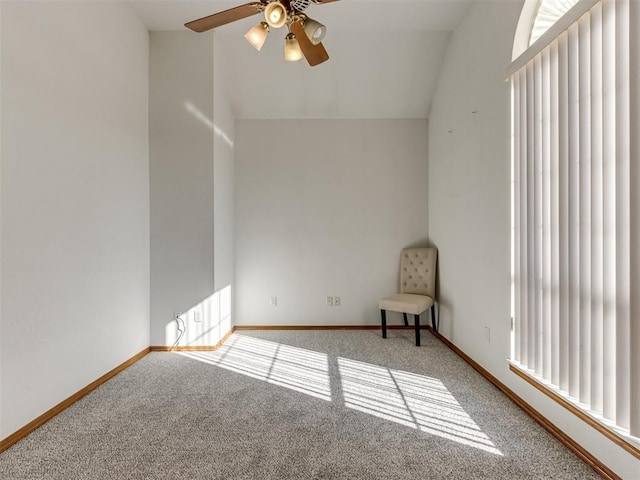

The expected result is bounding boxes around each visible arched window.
[529,0,579,45]
[508,0,640,457]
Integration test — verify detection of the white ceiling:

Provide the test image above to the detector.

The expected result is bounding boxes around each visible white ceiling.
[129,0,475,119]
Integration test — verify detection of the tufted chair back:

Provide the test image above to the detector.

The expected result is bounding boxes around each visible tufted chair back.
[399,248,437,299]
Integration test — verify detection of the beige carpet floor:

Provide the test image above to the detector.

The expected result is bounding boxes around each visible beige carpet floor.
[0,329,600,479]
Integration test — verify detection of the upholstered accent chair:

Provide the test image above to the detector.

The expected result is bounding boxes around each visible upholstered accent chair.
[379,247,438,346]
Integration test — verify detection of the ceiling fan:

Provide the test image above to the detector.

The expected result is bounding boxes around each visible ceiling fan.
[185,0,340,66]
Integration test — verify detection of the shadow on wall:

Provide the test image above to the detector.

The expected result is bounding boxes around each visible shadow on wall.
[426,240,451,336]
[165,285,232,347]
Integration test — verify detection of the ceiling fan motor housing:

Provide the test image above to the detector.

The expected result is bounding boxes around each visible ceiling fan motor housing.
[290,0,311,12]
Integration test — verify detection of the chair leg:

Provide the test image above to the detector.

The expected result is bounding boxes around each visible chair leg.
[381,310,387,339]
[403,312,408,326]
[414,314,420,346]
[431,305,438,332]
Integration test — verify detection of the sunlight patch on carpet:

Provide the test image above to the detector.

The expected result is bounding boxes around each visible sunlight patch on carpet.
[180,334,331,401]
[338,358,503,456]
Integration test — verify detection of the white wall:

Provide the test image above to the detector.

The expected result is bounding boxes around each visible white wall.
[213,33,235,325]
[235,119,428,326]
[0,1,149,438]
[150,31,234,347]
[427,1,639,477]
[0,0,4,436]
[215,30,451,120]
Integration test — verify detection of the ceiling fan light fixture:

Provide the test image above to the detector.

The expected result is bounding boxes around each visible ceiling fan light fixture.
[264,1,288,28]
[184,0,333,66]
[284,33,303,62]
[303,17,326,45]
[290,0,311,11]
[244,22,270,51]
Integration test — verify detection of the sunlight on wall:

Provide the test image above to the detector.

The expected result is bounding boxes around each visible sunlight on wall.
[165,285,232,347]
[181,334,331,401]
[184,100,234,148]
[338,358,503,456]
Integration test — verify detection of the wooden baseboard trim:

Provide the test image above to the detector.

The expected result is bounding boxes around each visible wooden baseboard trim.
[428,329,619,480]
[150,346,221,352]
[509,364,640,460]
[0,347,150,454]
[235,325,377,331]
[234,325,429,331]
[2,325,239,452]
[150,326,236,352]
[3,326,619,479]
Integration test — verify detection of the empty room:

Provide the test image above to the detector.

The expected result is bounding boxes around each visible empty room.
[0,0,638,478]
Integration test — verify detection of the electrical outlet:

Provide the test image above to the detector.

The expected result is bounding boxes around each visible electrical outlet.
[193,311,202,322]
[326,296,334,307]
[485,326,491,343]
[270,296,278,307]
[334,296,341,307]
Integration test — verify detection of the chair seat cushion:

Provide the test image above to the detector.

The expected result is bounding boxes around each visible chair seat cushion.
[379,294,434,315]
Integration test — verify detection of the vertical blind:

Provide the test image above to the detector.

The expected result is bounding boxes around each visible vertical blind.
[510,0,639,439]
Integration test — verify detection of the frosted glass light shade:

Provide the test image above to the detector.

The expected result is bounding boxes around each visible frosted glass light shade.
[245,22,269,51]
[303,18,326,45]
[264,2,287,28]
[284,33,303,62]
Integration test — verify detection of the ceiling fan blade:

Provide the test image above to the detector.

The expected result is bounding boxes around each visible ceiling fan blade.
[291,20,329,67]
[312,0,341,4]
[185,3,262,33]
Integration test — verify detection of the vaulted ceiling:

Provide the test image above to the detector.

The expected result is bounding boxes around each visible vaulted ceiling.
[129,0,475,119]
